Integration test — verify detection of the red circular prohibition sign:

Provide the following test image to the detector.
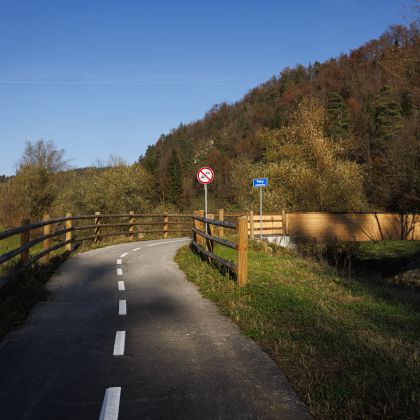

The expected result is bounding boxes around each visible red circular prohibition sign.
[196,166,214,185]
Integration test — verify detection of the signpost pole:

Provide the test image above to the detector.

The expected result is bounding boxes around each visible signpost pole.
[260,187,263,240]
[204,184,208,219]
[204,183,208,233]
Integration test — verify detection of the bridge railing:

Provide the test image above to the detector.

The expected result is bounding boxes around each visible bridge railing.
[0,212,192,272]
[191,211,248,286]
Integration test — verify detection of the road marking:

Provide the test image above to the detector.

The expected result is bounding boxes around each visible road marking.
[99,387,121,420]
[119,253,129,258]
[116,259,122,265]
[132,247,142,251]
[147,242,167,247]
[117,268,123,276]
[119,300,127,316]
[147,239,190,247]
[118,281,125,291]
[113,331,125,356]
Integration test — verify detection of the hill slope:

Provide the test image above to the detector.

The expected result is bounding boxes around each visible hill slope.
[140,24,419,212]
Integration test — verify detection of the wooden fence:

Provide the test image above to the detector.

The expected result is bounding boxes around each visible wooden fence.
[287,212,420,242]
[223,210,419,242]
[0,212,192,270]
[191,211,248,286]
[224,211,285,237]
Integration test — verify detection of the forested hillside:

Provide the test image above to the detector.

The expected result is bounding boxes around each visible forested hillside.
[140,24,419,212]
[0,24,419,227]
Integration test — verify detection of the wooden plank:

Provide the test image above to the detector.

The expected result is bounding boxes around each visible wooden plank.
[191,240,236,273]
[192,227,237,250]
[192,215,236,229]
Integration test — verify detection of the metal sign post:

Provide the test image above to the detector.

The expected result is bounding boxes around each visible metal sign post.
[197,167,215,233]
[204,184,208,218]
[260,188,263,240]
[252,178,268,241]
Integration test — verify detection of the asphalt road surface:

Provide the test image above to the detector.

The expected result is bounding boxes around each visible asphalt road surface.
[0,239,312,420]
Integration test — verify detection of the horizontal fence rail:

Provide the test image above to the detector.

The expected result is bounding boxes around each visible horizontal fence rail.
[191,211,248,286]
[0,212,193,277]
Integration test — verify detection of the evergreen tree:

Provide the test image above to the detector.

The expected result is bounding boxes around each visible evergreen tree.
[374,85,403,146]
[165,149,182,205]
[326,91,350,139]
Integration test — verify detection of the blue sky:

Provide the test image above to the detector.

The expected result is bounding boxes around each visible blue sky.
[0,0,408,175]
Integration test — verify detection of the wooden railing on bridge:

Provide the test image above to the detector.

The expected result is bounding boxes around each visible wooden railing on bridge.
[224,211,286,237]
[0,212,192,270]
[191,211,248,286]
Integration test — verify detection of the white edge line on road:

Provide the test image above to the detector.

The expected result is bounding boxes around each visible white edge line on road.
[119,300,127,316]
[116,268,123,276]
[116,259,122,265]
[99,387,121,420]
[132,247,142,251]
[147,239,190,247]
[113,331,125,356]
[118,281,125,291]
[119,253,129,258]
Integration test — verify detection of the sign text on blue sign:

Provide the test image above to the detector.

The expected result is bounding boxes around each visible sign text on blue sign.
[253,178,268,188]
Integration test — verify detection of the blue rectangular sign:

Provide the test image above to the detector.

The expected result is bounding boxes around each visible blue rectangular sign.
[253,178,268,188]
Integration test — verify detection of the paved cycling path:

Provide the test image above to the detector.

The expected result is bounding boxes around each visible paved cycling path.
[0,239,311,419]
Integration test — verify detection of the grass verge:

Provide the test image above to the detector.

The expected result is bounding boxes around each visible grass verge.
[175,242,420,419]
[0,252,68,342]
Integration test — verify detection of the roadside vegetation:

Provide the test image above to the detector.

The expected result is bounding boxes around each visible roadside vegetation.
[175,241,420,419]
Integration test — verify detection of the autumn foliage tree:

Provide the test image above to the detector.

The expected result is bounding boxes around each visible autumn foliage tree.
[231,96,367,211]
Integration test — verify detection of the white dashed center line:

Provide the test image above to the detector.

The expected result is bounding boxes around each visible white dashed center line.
[132,247,142,251]
[119,300,127,316]
[116,259,122,265]
[116,268,123,276]
[119,253,129,258]
[113,331,126,356]
[99,387,121,420]
[118,281,125,291]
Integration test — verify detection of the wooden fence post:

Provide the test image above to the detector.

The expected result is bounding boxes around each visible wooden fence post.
[249,210,254,239]
[282,209,288,235]
[163,212,169,239]
[237,216,248,286]
[192,211,199,243]
[218,208,224,238]
[42,214,50,263]
[65,212,72,251]
[198,210,205,248]
[94,212,101,243]
[129,211,135,240]
[138,213,144,239]
[207,213,214,253]
[20,219,30,265]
